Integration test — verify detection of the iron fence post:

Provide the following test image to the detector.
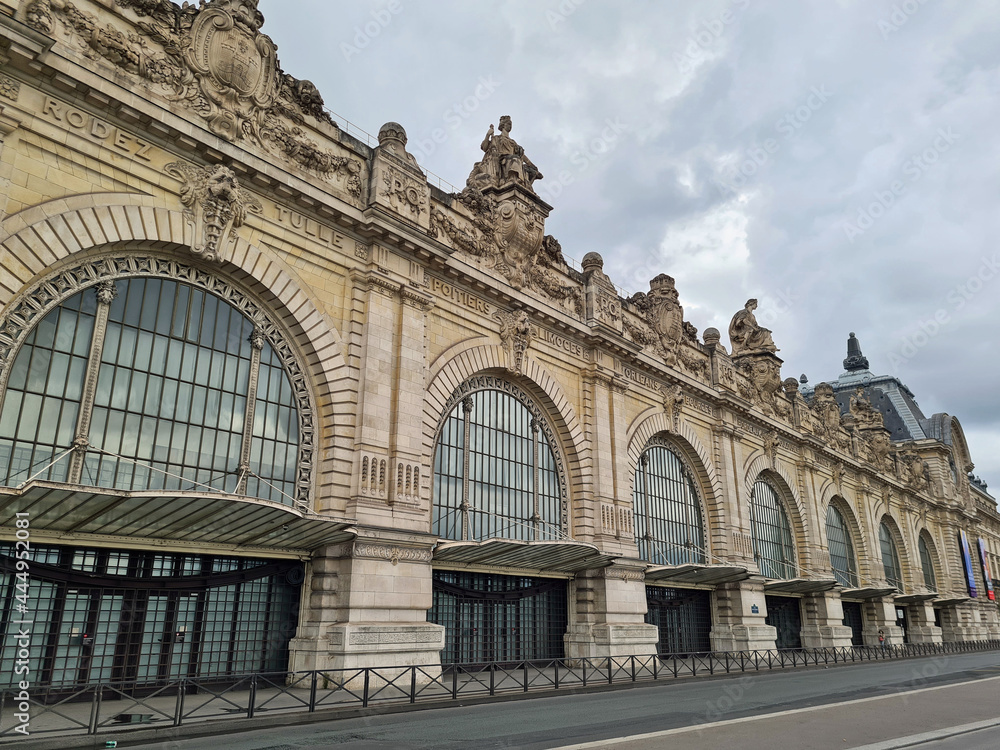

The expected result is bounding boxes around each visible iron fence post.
[631,655,636,682]
[247,674,257,719]
[490,664,495,696]
[411,667,417,703]
[88,686,101,735]
[174,679,185,726]
[452,667,458,700]
[363,669,370,708]
[523,662,529,693]
[554,659,560,689]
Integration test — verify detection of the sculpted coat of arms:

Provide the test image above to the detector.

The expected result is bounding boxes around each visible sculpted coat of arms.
[183,0,279,142]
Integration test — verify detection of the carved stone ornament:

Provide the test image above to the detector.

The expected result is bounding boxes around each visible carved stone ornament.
[380,165,427,219]
[582,252,623,331]
[810,382,844,439]
[899,450,930,492]
[0,74,20,102]
[645,274,684,363]
[661,384,685,433]
[495,309,535,375]
[867,429,892,472]
[833,461,845,489]
[764,430,780,469]
[736,354,783,417]
[165,162,262,262]
[25,1,361,191]
[850,387,884,429]
[430,190,582,316]
[729,298,778,356]
[182,0,278,141]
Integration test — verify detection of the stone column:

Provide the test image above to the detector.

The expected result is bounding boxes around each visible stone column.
[564,564,658,662]
[800,592,854,648]
[906,602,943,644]
[288,534,445,683]
[861,597,904,646]
[710,578,777,651]
[939,602,990,642]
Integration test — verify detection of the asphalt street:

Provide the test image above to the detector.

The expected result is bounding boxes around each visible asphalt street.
[124,650,1000,750]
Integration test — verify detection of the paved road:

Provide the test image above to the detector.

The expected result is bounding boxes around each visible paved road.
[126,651,1000,750]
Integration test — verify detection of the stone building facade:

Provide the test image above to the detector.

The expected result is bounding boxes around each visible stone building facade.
[0,0,997,689]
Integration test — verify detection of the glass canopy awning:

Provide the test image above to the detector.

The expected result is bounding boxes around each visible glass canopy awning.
[0,481,356,556]
[644,563,749,586]
[433,538,617,573]
[763,577,840,594]
[839,586,899,600]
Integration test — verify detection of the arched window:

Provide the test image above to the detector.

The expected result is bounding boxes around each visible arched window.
[0,276,301,505]
[633,439,705,565]
[433,379,563,542]
[826,504,858,587]
[749,478,796,579]
[918,533,937,591]
[879,521,904,590]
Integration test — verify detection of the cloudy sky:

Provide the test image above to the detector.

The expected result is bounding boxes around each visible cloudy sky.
[259,0,1000,492]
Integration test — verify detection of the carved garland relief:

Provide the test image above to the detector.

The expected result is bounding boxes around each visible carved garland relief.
[25,0,363,195]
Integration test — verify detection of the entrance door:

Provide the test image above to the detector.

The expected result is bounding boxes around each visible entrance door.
[644,587,712,656]
[429,571,568,666]
[841,601,864,645]
[895,606,909,644]
[765,595,802,649]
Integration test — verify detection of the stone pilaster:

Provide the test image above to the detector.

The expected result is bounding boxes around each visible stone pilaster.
[288,534,444,682]
[564,564,658,661]
[905,602,943,644]
[861,596,904,646]
[349,269,401,524]
[710,578,777,651]
[800,592,854,648]
[390,287,434,513]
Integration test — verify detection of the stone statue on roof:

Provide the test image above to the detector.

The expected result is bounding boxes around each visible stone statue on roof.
[729,298,778,356]
[467,116,543,192]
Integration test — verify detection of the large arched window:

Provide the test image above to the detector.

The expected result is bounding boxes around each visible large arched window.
[0,273,302,505]
[749,478,797,580]
[433,378,564,542]
[826,504,858,587]
[879,521,904,590]
[633,438,705,565]
[918,533,937,591]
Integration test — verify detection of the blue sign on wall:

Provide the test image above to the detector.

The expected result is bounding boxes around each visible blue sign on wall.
[959,530,978,598]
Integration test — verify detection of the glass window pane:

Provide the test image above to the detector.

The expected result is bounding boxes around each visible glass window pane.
[0,277,299,503]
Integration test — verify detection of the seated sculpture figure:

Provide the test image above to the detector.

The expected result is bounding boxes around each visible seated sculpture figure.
[729,298,778,355]
[467,116,543,191]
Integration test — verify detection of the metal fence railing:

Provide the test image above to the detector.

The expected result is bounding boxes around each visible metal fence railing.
[3,639,999,741]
